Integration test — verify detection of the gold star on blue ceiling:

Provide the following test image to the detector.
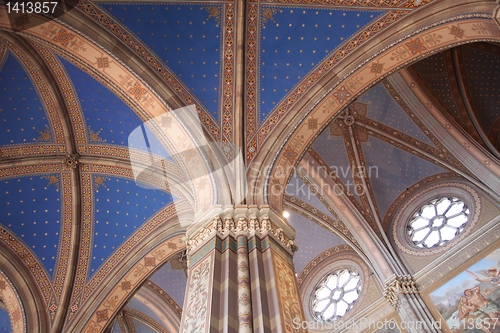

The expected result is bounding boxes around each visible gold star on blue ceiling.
[59,57,148,149]
[462,45,500,134]
[89,175,174,278]
[361,136,447,218]
[286,211,346,274]
[0,175,62,279]
[258,7,385,123]
[101,3,223,121]
[149,260,187,307]
[412,52,462,121]
[357,82,436,146]
[0,53,52,146]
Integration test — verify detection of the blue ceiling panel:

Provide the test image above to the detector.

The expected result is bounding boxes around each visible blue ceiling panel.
[0,307,11,333]
[149,261,187,307]
[358,82,436,146]
[0,176,62,279]
[127,296,168,331]
[132,318,156,333]
[286,173,337,218]
[287,211,345,274]
[312,128,360,203]
[258,7,384,122]
[462,45,500,135]
[128,123,174,163]
[361,136,447,219]
[101,3,223,121]
[0,53,52,146]
[111,321,122,333]
[89,176,174,277]
[59,57,146,147]
[412,52,462,121]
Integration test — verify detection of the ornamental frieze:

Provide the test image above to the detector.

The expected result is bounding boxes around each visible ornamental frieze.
[185,214,297,254]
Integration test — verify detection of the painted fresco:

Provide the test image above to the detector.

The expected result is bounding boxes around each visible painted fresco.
[430,248,500,333]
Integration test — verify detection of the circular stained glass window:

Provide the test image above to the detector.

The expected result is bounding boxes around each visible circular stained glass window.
[407,196,470,249]
[312,269,362,322]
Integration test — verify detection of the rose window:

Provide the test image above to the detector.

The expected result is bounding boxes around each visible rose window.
[407,196,470,248]
[312,269,362,322]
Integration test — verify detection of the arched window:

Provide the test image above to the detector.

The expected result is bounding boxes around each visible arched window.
[391,182,480,256]
[312,269,362,322]
[407,196,470,248]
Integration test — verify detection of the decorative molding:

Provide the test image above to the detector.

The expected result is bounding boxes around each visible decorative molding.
[384,275,419,308]
[82,201,190,303]
[32,41,86,146]
[342,123,381,235]
[273,253,306,333]
[144,280,182,317]
[221,4,236,162]
[66,172,92,322]
[185,214,296,255]
[80,163,180,199]
[170,250,188,274]
[297,243,353,286]
[0,41,7,69]
[180,254,212,333]
[493,4,500,30]
[0,38,66,145]
[0,144,64,158]
[52,171,73,310]
[258,0,434,7]
[245,3,258,162]
[123,307,169,333]
[0,227,54,306]
[78,235,185,333]
[283,195,359,248]
[0,164,61,177]
[0,270,25,333]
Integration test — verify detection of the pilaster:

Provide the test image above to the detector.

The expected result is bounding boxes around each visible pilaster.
[180,207,306,333]
[384,275,441,333]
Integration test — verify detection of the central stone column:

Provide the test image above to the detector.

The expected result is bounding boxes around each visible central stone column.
[180,206,307,333]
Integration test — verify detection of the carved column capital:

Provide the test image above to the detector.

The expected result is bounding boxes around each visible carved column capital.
[184,207,297,256]
[383,275,419,308]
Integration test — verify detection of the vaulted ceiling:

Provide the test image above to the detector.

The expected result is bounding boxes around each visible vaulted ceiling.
[1,1,500,332]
